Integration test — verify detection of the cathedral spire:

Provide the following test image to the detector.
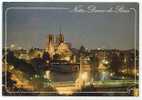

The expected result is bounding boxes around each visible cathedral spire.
[59,24,62,34]
[59,25,64,43]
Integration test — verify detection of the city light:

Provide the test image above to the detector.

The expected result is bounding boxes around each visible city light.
[44,70,51,79]
[81,72,88,81]
[102,59,109,65]
[10,44,15,49]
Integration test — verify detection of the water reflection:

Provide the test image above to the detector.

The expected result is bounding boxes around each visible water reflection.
[50,71,79,82]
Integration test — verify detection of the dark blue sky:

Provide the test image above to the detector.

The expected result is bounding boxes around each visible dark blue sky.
[3,3,139,50]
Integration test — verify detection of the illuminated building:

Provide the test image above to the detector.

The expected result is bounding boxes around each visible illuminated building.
[47,34,55,58]
[56,42,72,61]
[56,33,64,45]
[47,34,54,44]
[46,32,74,62]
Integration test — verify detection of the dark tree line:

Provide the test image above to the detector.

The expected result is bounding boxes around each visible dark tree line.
[5,51,50,77]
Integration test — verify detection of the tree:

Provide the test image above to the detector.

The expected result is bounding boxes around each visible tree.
[6,50,37,77]
[110,53,122,74]
[42,51,50,61]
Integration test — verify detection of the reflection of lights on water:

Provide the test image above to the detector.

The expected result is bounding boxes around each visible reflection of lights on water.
[101,71,106,80]
[44,70,50,79]
[122,76,125,79]
[100,71,109,80]
[110,73,114,77]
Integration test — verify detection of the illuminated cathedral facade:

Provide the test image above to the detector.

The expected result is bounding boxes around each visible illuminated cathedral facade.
[46,32,75,62]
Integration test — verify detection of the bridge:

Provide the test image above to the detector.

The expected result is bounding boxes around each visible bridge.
[51,80,138,95]
[92,80,138,88]
[52,81,78,95]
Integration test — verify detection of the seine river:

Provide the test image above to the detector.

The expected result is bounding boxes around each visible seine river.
[50,71,79,82]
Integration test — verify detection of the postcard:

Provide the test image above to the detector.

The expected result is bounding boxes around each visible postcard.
[2,2,139,96]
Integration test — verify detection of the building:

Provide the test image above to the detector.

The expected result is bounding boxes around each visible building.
[46,32,75,62]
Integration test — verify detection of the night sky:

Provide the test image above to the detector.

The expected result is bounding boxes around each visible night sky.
[3,3,139,50]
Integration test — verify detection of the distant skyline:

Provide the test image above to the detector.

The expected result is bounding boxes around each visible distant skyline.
[3,2,139,50]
